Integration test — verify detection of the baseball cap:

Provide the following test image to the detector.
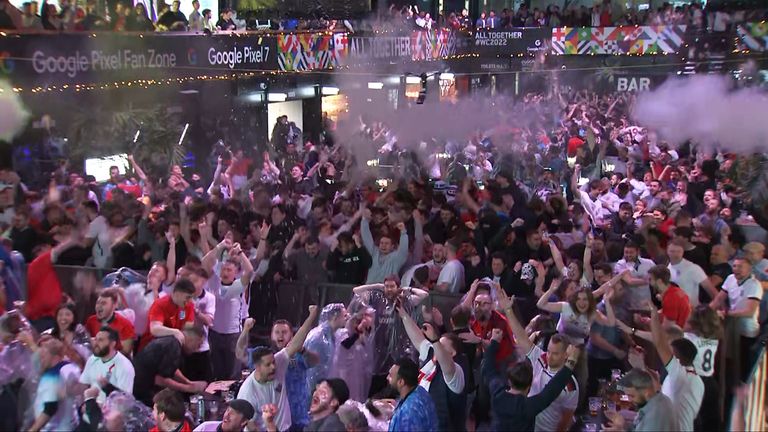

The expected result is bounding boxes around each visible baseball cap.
[227,399,255,420]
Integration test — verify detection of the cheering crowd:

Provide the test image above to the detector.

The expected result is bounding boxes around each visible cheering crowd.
[0,82,767,432]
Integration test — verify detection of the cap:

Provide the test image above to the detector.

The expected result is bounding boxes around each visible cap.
[227,399,255,420]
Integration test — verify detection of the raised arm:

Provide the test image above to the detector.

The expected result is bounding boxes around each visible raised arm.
[164,231,177,286]
[548,240,566,278]
[536,279,565,313]
[496,285,532,352]
[648,301,672,365]
[583,235,594,284]
[360,209,375,254]
[397,305,426,351]
[286,305,319,357]
[236,318,255,363]
[202,237,230,275]
[127,154,148,183]
[594,289,616,326]
[231,242,254,286]
[352,283,383,304]
[593,270,628,299]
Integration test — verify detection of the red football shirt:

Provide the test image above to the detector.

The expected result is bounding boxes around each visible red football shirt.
[85,313,136,351]
[470,310,515,366]
[137,295,194,352]
[661,284,691,328]
[25,250,62,321]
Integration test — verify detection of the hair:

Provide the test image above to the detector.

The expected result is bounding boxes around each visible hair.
[52,303,78,337]
[619,202,633,212]
[620,368,654,390]
[41,337,65,357]
[182,325,205,339]
[305,236,320,246]
[548,333,568,350]
[412,265,430,286]
[593,262,613,276]
[394,358,419,387]
[383,274,400,285]
[648,265,671,285]
[507,360,534,391]
[337,231,354,245]
[173,278,196,294]
[320,378,350,406]
[250,346,275,366]
[671,338,698,366]
[271,319,292,331]
[624,241,640,251]
[152,389,186,422]
[490,251,507,264]
[669,237,687,249]
[99,326,120,343]
[450,304,472,328]
[99,287,119,304]
[687,305,724,340]
[567,287,596,317]
[0,310,24,337]
[337,403,369,431]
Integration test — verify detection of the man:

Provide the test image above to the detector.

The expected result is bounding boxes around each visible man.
[133,327,208,406]
[202,237,253,380]
[667,239,717,306]
[709,244,733,290]
[710,257,762,380]
[387,358,439,432]
[587,277,629,398]
[305,379,349,431]
[483,328,580,431]
[648,265,691,327]
[85,288,135,356]
[193,399,254,432]
[608,202,636,242]
[29,338,81,432]
[179,265,215,383]
[237,306,319,432]
[488,252,515,294]
[157,0,187,29]
[9,206,37,262]
[137,278,196,352]
[79,327,135,403]
[352,278,428,396]
[647,303,704,431]
[576,179,603,225]
[361,208,409,283]
[501,290,578,432]
[285,235,329,289]
[101,165,125,200]
[426,243,448,285]
[604,369,677,431]
[326,232,371,285]
[743,242,768,282]
[436,240,465,294]
[188,0,201,31]
[461,280,515,366]
[304,304,348,393]
[150,389,192,432]
[398,304,466,431]
[614,242,655,310]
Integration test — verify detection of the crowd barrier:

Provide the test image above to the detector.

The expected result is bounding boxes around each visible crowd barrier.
[730,344,768,431]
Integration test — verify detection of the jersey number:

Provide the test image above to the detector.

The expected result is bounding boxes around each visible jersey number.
[701,350,713,373]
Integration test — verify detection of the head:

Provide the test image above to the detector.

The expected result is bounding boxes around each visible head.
[191,0,198,10]
[220,400,255,432]
[473,292,493,323]
[743,242,765,265]
[732,256,752,280]
[290,165,303,181]
[710,244,728,265]
[545,334,570,369]
[170,0,179,11]
[383,276,401,301]
[56,303,77,333]
[649,180,662,196]
[271,204,286,225]
[619,369,657,408]
[95,288,119,320]
[152,389,186,431]
[310,379,350,417]
[526,229,542,250]
[618,202,632,221]
[321,303,349,331]
[648,265,671,293]
[506,360,534,393]
[670,338,698,367]
[387,358,419,395]
[568,288,596,316]
[623,242,640,263]
[593,263,613,286]
[337,403,369,432]
[490,252,506,276]
[91,326,118,357]
[686,305,724,339]
[147,261,169,288]
[666,240,685,265]
[251,347,278,382]
[305,236,321,258]
[171,278,196,308]
[270,320,293,349]
[109,166,120,182]
[378,235,394,255]
[181,326,204,353]
[431,243,446,264]
[220,259,241,285]
[337,232,355,255]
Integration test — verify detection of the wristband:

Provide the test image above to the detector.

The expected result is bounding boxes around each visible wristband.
[631,327,636,336]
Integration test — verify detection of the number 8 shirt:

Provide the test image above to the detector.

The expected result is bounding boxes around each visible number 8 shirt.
[683,332,718,377]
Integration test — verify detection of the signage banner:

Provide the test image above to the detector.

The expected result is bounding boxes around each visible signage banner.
[551,25,687,55]
[339,29,459,66]
[473,28,549,55]
[0,33,278,85]
[737,22,768,52]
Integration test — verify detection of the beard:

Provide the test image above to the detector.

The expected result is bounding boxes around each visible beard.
[94,345,110,357]
[475,311,491,322]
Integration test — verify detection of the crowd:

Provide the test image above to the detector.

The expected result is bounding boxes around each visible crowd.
[0,80,767,432]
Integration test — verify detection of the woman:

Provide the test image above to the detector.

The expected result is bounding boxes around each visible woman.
[125,2,154,31]
[685,305,724,430]
[43,303,91,368]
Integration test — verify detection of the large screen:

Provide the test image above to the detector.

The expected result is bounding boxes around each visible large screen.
[85,154,129,183]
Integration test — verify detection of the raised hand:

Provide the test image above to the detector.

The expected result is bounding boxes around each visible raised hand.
[490,328,503,342]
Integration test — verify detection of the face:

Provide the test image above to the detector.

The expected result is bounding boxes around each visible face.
[619,206,631,221]
[624,386,650,408]
[634,200,646,213]
[473,293,493,322]
[171,1,179,11]
[594,269,611,285]
[387,364,402,392]
[491,258,505,276]
[95,296,116,320]
[148,263,167,287]
[567,262,581,280]
[172,290,195,308]
[57,308,74,330]
[379,236,393,254]
[330,308,349,330]
[746,247,765,264]
[220,262,238,284]
[622,245,637,263]
[432,244,446,264]
[110,167,119,180]
[383,280,400,300]
[291,166,302,179]
[546,340,567,369]
[305,242,320,258]
[256,353,277,381]
[271,323,293,349]
[733,259,752,280]
[703,190,716,203]
[527,233,542,250]
[12,213,28,229]
[93,330,114,357]
[574,291,590,313]
[310,381,338,415]
[220,407,247,432]
[667,244,684,264]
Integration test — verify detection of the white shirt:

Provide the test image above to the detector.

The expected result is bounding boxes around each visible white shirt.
[684,332,719,377]
[556,302,592,345]
[209,263,247,335]
[668,259,707,307]
[722,274,763,338]
[237,348,291,432]
[86,216,114,268]
[527,345,579,432]
[661,357,704,432]
[123,283,157,336]
[437,259,465,294]
[79,352,135,403]
[579,190,602,224]
[35,362,81,432]
[614,257,655,309]
[417,340,465,394]
[194,289,216,352]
